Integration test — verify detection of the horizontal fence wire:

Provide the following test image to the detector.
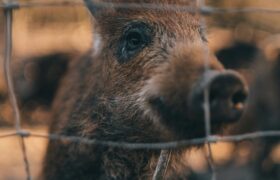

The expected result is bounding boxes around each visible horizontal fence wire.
[0,130,280,150]
[0,1,280,14]
[0,0,280,180]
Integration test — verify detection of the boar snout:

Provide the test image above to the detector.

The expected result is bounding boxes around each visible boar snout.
[146,69,248,139]
[189,70,248,125]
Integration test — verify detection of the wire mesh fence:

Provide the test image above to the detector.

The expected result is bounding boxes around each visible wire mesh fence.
[0,0,280,180]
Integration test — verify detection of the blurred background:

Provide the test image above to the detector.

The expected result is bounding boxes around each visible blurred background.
[0,0,280,179]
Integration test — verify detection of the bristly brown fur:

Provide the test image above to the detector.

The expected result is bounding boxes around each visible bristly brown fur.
[42,0,226,179]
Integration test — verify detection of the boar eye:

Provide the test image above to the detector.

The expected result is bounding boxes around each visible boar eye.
[117,22,152,64]
[126,30,144,51]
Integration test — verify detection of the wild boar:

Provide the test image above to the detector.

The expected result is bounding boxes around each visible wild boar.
[43,0,248,179]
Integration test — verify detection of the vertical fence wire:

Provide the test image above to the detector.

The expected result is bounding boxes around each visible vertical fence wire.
[3,2,32,180]
[3,4,20,131]
[19,137,32,180]
[197,0,217,180]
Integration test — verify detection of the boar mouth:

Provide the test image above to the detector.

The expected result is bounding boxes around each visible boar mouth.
[147,96,224,139]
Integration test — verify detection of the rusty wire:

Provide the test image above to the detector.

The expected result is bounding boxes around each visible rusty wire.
[1,0,280,180]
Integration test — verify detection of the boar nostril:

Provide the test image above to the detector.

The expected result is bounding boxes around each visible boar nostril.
[190,70,248,124]
[207,71,248,123]
[232,90,247,109]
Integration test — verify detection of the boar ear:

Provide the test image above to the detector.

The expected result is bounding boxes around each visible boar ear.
[83,0,114,18]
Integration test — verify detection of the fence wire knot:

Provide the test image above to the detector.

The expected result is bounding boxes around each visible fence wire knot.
[3,0,19,10]
[17,130,31,138]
